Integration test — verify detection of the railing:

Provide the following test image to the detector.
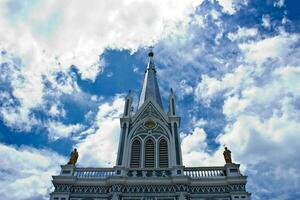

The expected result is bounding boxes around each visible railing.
[74,168,115,178]
[184,167,226,178]
[72,167,226,179]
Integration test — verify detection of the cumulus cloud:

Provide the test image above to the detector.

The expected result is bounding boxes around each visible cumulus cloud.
[191,29,300,198]
[75,95,124,167]
[274,0,285,8]
[195,65,253,104]
[48,103,66,117]
[47,121,84,140]
[239,32,299,65]
[0,0,204,133]
[195,32,300,103]
[181,127,223,167]
[216,0,236,15]
[153,2,300,196]
[262,15,271,29]
[218,101,300,198]
[0,143,66,200]
[0,50,81,131]
[178,79,194,98]
[228,27,258,41]
[1,1,299,199]
[0,0,204,78]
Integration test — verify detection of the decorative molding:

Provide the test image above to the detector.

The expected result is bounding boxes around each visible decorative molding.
[54,184,247,194]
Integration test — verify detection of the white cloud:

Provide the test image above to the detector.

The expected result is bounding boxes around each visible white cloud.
[274,0,285,8]
[0,50,81,131]
[239,33,299,65]
[191,69,300,197]
[194,33,299,105]
[216,0,236,15]
[0,0,204,132]
[47,121,84,140]
[182,128,207,153]
[218,104,300,196]
[0,144,65,200]
[75,95,125,167]
[195,65,253,104]
[155,12,300,196]
[0,0,203,77]
[178,79,194,97]
[223,95,250,118]
[48,103,66,117]
[192,15,205,27]
[192,118,208,128]
[262,15,271,29]
[207,33,300,198]
[195,75,223,103]
[210,9,221,20]
[181,127,223,166]
[228,27,258,41]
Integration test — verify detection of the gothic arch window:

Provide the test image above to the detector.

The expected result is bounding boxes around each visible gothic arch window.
[159,138,169,168]
[130,138,141,168]
[144,138,155,168]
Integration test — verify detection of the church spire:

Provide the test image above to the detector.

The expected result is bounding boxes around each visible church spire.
[138,49,163,109]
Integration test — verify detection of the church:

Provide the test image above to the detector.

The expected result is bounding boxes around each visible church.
[50,51,251,200]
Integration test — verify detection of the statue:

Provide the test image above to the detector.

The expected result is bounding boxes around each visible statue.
[223,147,232,164]
[67,148,79,165]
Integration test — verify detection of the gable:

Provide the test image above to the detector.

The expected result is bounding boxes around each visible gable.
[131,98,169,126]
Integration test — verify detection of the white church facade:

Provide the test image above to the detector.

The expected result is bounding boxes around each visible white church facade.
[50,51,251,200]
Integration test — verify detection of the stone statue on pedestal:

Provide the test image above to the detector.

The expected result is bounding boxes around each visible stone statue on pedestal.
[67,148,79,165]
[223,147,232,164]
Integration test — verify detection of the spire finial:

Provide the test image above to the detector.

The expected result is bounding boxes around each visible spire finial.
[170,88,174,94]
[148,46,154,57]
[147,46,155,70]
[126,89,132,97]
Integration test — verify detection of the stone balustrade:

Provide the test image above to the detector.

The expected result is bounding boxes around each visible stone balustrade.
[183,167,226,178]
[74,168,115,178]
[72,166,227,179]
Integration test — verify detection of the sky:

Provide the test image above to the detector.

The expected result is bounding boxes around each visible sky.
[0,0,300,199]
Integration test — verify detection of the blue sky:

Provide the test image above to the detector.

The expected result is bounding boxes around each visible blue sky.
[1,0,300,199]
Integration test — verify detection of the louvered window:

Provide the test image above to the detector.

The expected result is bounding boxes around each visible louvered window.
[130,139,141,168]
[159,138,168,168]
[144,139,155,168]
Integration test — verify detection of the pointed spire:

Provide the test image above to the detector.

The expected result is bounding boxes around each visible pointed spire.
[123,90,133,117]
[138,49,163,109]
[168,88,176,116]
[170,88,174,95]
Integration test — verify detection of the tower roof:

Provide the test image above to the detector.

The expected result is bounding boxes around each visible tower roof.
[138,50,163,110]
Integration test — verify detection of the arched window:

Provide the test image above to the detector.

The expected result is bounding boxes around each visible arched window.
[144,138,155,168]
[130,139,141,168]
[159,138,168,168]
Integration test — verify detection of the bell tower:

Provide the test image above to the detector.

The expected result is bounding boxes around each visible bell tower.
[116,50,183,174]
[50,49,251,200]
